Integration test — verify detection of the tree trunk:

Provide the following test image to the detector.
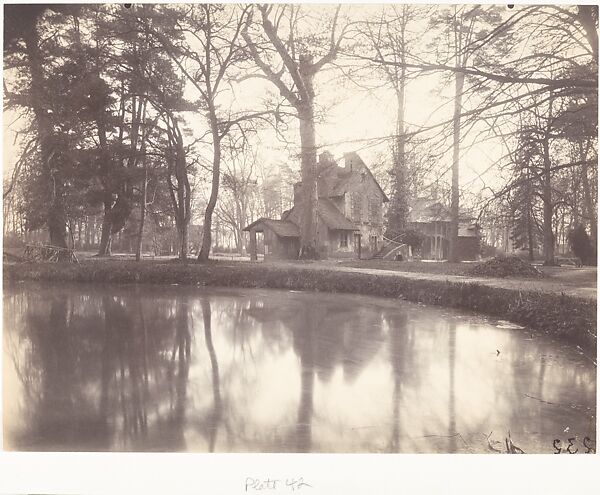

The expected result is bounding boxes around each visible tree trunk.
[23,21,68,248]
[396,72,406,196]
[236,226,244,255]
[76,219,82,248]
[179,221,189,261]
[235,195,244,256]
[163,113,190,261]
[527,209,535,261]
[47,199,68,248]
[198,113,221,262]
[581,157,597,249]
[297,100,319,259]
[392,40,408,234]
[542,137,555,265]
[98,200,112,256]
[175,141,190,262]
[448,71,465,263]
[94,74,115,257]
[577,5,599,63]
[136,167,147,262]
[387,73,409,237]
[2,202,9,237]
[84,216,91,248]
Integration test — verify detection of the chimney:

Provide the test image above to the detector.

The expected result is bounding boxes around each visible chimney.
[318,150,335,169]
[343,152,358,172]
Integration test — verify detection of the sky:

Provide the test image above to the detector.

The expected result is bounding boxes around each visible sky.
[0,3,555,216]
[183,3,510,205]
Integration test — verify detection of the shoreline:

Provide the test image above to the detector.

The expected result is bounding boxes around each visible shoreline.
[3,260,597,353]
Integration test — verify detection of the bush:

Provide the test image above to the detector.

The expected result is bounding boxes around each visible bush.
[469,256,544,278]
[568,225,593,265]
[480,243,504,258]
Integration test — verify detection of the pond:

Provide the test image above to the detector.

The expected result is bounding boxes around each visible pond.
[2,282,596,453]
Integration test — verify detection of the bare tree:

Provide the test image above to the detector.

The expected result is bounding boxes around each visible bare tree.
[216,142,259,254]
[242,5,351,258]
[142,4,270,261]
[432,5,508,262]
[359,5,429,236]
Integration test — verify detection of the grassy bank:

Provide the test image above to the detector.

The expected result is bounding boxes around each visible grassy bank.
[4,260,596,352]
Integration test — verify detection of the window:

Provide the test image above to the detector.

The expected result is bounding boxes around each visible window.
[340,232,348,248]
[370,235,378,252]
[351,193,362,221]
[369,195,381,224]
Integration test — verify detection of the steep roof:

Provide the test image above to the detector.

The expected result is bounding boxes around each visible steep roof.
[243,218,299,237]
[408,199,451,223]
[317,198,358,230]
[282,198,358,232]
[317,158,389,202]
[408,197,475,224]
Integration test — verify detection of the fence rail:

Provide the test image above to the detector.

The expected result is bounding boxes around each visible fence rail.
[23,244,79,263]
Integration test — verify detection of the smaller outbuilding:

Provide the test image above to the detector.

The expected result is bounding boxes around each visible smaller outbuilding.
[407,197,481,261]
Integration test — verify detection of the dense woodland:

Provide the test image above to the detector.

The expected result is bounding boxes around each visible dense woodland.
[3,4,598,263]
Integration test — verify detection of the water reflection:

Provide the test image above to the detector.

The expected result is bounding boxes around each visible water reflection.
[293,304,316,452]
[202,298,222,452]
[3,283,596,453]
[388,310,409,452]
[448,321,457,453]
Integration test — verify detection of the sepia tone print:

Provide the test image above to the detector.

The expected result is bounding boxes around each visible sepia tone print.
[3,3,597,453]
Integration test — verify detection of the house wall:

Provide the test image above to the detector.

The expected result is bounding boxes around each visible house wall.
[357,224,384,258]
[327,230,356,259]
[410,221,480,261]
[252,223,359,261]
[261,229,299,260]
[342,167,386,258]
[411,221,450,260]
[410,221,450,238]
[421,236,449,260]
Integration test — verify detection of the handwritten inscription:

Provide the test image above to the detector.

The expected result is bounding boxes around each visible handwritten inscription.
[245,477,312,492]
[553,436,595,454]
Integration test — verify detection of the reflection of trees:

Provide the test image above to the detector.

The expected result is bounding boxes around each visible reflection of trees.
[385,309,410,452]
[290,304,318,452]
[104,294,148,444]
[448,321,457,453]
[31,296,77,448]
[9,290,110,450]
[340,308,385,384]
[163,296,191,450]
[246,296,385,384]
[201,297,222,452]
[5,285,199,451]
[11,286,567,453]
[245,294,386,452]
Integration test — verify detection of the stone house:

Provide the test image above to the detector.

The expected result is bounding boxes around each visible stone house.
[407,197,480,260]
[244,151,388,260]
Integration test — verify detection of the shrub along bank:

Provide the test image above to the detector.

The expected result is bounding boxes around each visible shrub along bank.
[4,260,596,352]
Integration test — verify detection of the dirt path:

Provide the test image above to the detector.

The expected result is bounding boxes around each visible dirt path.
[269,261,597,301]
